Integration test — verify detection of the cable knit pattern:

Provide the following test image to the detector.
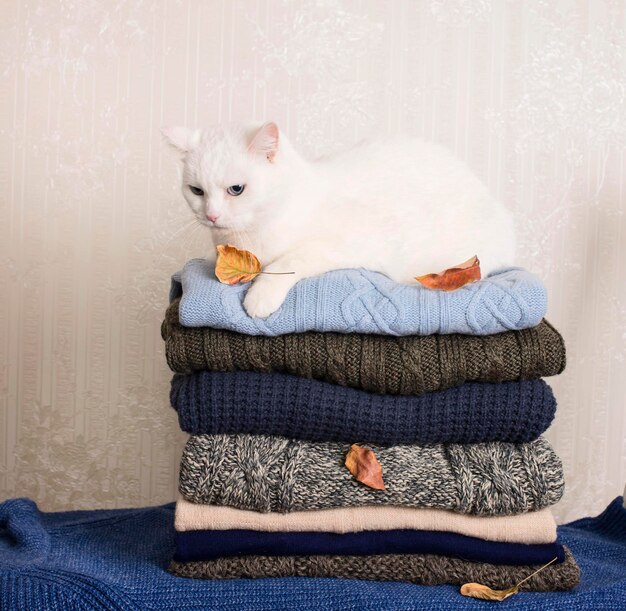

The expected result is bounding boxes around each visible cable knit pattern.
[170,260,547,336]
[169,548,580,591]
[170,371,556,445]
[178,434,564,515]
[162,299,566,394]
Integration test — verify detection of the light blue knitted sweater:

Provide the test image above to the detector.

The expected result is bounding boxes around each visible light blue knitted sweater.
[170,259,547,336]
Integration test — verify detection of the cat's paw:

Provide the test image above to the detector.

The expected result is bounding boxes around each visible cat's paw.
[243,278,289,318]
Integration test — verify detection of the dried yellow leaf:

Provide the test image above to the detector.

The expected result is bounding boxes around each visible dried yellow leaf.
[215,244,262,285]
[460,583,519,602]
[459,557,559,602]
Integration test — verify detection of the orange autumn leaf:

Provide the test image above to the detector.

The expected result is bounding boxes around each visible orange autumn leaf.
[415,255,481,291]
[215,244,262,285]
[345,444,385,490]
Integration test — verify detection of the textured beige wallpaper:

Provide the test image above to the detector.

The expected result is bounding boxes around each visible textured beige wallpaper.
[1,0,625,521]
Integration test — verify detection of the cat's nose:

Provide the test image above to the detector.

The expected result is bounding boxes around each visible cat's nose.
[206,213,220,223]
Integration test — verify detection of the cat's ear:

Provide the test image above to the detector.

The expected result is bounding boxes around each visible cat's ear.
[248,122,279,162]
[161,126,201,153]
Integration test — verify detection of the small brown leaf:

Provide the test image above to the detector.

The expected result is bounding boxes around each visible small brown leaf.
[215,244,262,285]
[345,444,385,490]
[460,584,519,602]
[415,255,481,291]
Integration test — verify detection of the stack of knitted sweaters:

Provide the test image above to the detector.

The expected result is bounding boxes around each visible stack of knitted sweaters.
[163,258,580,591]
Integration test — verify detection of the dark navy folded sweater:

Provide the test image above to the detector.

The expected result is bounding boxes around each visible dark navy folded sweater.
[170,370,556,445]
[173,528,565,566]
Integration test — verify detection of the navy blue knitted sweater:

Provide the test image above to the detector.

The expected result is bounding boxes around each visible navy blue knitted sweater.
[173,528,565,565]
[170,371,556,445]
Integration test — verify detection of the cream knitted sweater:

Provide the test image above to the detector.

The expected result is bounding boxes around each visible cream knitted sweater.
[174,498,557,544]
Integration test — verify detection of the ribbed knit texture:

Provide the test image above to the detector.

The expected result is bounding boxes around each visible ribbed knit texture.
[170,371,556,445]
[174,498,558,543]
[169,548,580,592]
[171,260,547,336]
[3,496,626,609]
[178,434,564,515]
[163,298,566,395]
[173,528,565,565]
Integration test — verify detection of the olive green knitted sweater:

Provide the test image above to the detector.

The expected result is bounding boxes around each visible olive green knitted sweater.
[162,299,565,395]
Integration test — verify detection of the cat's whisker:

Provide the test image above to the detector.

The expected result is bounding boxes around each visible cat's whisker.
[190,222,207,239]
[164,217,209,246]
[181,221,212,249]
[166,218,197,242]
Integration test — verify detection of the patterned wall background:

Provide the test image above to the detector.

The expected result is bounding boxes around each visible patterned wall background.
[1,0,624,521]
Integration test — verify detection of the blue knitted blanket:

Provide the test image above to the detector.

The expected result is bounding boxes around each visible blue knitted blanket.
[1,496,625,609]
[170,371,556,445]
[170,259,547,336]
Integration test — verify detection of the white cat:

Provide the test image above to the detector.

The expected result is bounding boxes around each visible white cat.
[163,122,515,318]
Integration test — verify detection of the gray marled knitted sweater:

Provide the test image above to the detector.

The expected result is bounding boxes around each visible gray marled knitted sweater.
[179,434,563,515]
[169,548,579,591]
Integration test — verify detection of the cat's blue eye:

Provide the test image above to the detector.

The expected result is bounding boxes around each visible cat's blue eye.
[189,185,204,196]
[227,184,245,196]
